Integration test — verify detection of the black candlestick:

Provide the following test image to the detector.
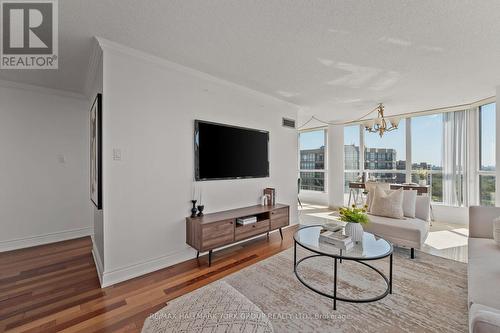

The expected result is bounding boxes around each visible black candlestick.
[190,200,197,218]
[197,205,205,217]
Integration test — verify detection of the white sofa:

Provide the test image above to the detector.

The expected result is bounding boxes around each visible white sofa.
[468,206,500,333]
[363,195,431,259]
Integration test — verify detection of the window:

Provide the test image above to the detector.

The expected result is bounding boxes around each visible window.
[299,129,326,192]
[344,125,360,196]
[364,121,406,184]
[411,114,443,202]
[341,103,496,206]
[479,103,496,206]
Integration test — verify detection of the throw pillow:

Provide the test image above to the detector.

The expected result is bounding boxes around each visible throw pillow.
[402,190,417,218]
[415,196,431,221]
[368,188,416,218]
[366,183,391,211]
[370,187,405,219]
[494,217,500,246]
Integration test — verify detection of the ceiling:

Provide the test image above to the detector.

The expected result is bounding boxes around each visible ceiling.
[1,0,500,120]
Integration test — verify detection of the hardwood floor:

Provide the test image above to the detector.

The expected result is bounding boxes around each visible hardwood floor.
[0,226,297,333]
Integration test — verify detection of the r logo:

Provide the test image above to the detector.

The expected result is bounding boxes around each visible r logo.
[2,2,53,54]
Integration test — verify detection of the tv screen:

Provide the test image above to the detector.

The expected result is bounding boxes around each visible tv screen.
[195,120,269,181]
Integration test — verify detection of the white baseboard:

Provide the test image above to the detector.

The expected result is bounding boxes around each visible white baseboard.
[91,240,104,286]
[0,227,92,252]
[101,249,195,287]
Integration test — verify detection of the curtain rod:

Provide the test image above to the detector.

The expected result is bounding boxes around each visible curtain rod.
[298,95,496,130]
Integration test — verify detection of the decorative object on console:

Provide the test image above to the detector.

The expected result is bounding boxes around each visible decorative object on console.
[197,205,205,217]
[494,217,500,246]
[263,188,275,206]
[190,200,197,218]
[237,216,257,225]
[261,195,268,206]
[89,93,102,209]
[416,168,428,186]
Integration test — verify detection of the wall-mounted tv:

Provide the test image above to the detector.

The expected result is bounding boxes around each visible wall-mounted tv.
[195,120,269,181]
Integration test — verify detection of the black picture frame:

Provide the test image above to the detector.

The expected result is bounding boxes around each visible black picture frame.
[90,93,102,209]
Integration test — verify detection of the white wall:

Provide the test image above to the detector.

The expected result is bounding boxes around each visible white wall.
[0,84,92,251]
[87,45,105,281]
[99,40,299,286]
[496,86,500,207]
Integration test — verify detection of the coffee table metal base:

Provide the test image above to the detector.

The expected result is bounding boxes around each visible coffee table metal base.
[293,241,393,310]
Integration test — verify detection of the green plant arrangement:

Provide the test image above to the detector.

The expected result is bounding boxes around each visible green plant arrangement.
[338,205,369,224]
[416,168,428,180]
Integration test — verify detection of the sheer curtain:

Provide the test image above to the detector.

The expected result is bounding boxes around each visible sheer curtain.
[442,108,479,206]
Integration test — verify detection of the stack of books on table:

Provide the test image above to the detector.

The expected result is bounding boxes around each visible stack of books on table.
[319,231,354,250]
[236,216,257,225]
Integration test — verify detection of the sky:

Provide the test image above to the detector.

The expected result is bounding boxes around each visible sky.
[481,103,496,168]
[301,104,496,168]
[299,130,325,150]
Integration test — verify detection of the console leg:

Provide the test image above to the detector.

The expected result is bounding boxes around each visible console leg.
[279,228,283,240]
[196,251,199,259]
[410,248,415,259]
[208,250,213,266]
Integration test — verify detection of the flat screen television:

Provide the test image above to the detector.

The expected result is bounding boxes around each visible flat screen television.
[194,120,269,181]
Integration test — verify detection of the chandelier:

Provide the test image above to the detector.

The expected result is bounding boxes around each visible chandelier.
[363,103,400,137]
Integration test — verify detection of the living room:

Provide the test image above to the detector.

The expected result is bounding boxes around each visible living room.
[1,1,499,332]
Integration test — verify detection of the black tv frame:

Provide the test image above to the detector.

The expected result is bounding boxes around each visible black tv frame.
[194,120,270,181]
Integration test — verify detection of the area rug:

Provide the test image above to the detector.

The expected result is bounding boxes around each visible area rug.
[147,247,468,332]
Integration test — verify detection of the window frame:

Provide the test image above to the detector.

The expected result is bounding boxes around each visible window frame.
[342,101,495,206]
[299,128,328,193]
[478,103,496,206]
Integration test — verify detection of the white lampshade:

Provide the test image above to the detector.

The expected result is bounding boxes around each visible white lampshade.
[374,117,383,126]
[363,120,374,129]
[389,117,401,128]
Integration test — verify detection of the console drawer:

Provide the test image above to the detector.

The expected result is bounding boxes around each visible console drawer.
[201,219,235,250]
[235,219,270,241]
[270,216,288,230]
[271,207,289,220]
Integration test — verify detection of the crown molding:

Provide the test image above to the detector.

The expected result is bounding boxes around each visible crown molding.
[0,78,86,100]
[94,36,300,110]
[84,37,103,98]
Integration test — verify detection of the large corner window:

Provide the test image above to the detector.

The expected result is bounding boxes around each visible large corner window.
[344,125,360,195]
[411,114,444,202]
[364,121,406,184]
[299,129,327,192]
[479,103,496,206]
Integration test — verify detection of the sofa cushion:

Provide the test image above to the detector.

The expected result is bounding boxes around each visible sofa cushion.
[367,188,417,218]
[371,187,405,219]
[402,190,417,218]
[415,196,431,222]
[468,238,500,310]
[364,214,429,249]
[469,303,500,333]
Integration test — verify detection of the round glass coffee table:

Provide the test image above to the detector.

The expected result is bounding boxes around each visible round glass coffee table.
[294,225,393,310]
